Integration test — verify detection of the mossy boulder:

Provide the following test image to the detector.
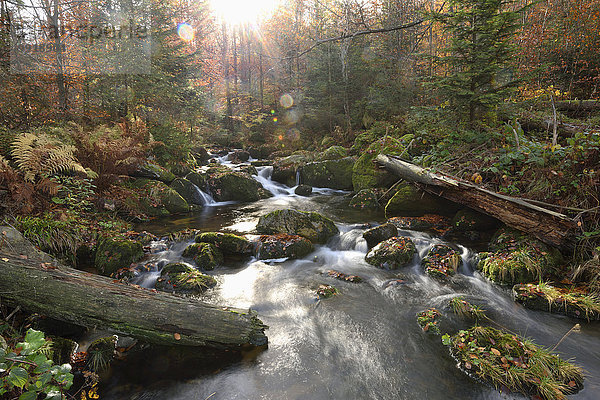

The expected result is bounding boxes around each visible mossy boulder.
[388,215,452,235]
[256,209,339,244]
[365,236,416,269]
[206,167,271,202]
[385,183,451,217]
[95,237,144,277]
[254,234,314,260]
[195,232,252,255]
[228,150,250,163]
[171,178,204,205]
[318,146,348,161]
[237,165,258,176]
[363,223,398,249]
[451,209,498,232]
[295,184,312,196]
[272,155,308,186]
[182,243,224,271]
[321,136,336,149]
[513,283,600,321]
[126,179,190,216]
[155,262,217,295]
[300,157,354,190]
[349,189,380,209]
[352,137,405,191]
[421,244,462,279]
[132,162,176,183]
[477,228,562,285]
[185,171,207,190]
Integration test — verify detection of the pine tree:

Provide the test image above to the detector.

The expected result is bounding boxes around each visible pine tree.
[430,0,526,122]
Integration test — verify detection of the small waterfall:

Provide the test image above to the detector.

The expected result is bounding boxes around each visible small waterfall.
[253,166,295,196]
[190,182,216,206]
[295,169,301,186]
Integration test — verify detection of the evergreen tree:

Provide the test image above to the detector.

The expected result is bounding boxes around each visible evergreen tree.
[430,0,526,122]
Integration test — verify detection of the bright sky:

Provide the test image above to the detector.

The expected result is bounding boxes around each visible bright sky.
[207,0,281,25]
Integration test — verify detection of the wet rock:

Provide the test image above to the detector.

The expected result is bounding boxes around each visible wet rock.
[86,336,117,372]
[50,337,77,365]
[349,189,380,209]
[206,166,271,202]
[385,183,453,217]
[363,223,398,249]
[228,150,250,163]
[317,284,339,299]
[300,157,354,190]
[451,209,498,232]
[125,179,190,216]
[248,145,276,160]
[191,146,211,164]
[327,270,362,283]
[183,243,224,271]
[421,244,462,279]
[318,145,348,161]
[388,214,451,235]
[365,236,416,269]
[195,232,253,255]
[513,283,600,321]
[131,162,176,184]
[155,262,217,295]
[237,165,258,176]
[295,184,312,196]
[171,177,204,205]
[477,227,562,285]
[257,209,339,244]
[95,237,144,277]
[254,234,314,260]
[352,137,405,191]
[271,153,313,186]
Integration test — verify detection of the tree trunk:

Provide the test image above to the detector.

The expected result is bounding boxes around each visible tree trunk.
[0,251,267,349]
[376,154,577,250]
[518,111,594,138]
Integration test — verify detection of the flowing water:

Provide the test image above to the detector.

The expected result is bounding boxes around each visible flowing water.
[102,155,600,400]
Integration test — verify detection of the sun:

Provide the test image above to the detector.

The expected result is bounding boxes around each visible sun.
[208,0,280,25]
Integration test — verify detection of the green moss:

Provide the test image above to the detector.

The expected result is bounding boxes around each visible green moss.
[195,232,252,254]
[95,237,143,276]
[444,326,584,400]
[192,243,224,270]
[155,262,217,294]
[137,162,176,183]
[385,183,444,217]
[365,236,416,269]
[513,283,600,321]
[349,189,380,209]
[352,137,405,191]
[319,146,348,161]
[256,209,339,244]
[416,308,441,334]
[256,234,314,259]
[317,284,339,299]
[87,336,116,372]
[300,157,354,190]
[207,169,271,202]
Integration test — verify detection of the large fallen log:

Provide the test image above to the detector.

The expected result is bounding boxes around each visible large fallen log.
[0,228,267,349]
[376,155,578,250]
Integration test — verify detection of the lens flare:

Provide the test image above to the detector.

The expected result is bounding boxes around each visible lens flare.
[177,23,195,42]
[280,93,294,108]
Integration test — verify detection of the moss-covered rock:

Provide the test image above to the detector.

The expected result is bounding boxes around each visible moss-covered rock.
[363,223,398,249]
[95,237,144,276]
[185,171,207,190]
[319,146,348,161]
[132,162,176,183]
[171,178,204,205]
[182,243,224,270]
[421,244,462,279]
[86,336,116,372]
[256,209,339,244]
[477,228,562,285]
[195,232,252,255]
[349,189,380,209]
[254,234,314,259]
[352,137,405,191]
[384,183,448,217]
[513,283,600,321]
[155,262,217,294]
[321,136,336,149]
[271,154,310,186]
[451,209,498,232]
[237,165,258,176]
[228,150,250,163]
[317,284,339,299]
[125,179,190,216]
[295,184,312,196]
[365,236,416,269]
[206,167,271,202]
[445,326,584,400]
[300,157,354,190]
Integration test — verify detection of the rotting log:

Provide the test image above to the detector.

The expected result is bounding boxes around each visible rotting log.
[376,154,578,250]
[0,243,267,349]
[518,111,597,138]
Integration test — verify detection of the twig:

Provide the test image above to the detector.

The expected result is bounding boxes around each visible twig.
[522,199,588,213]
[5,305,20,321]
[204,393,216,400]
[551,324,581,351]
[378,180,403,203]
[6,357,38,367]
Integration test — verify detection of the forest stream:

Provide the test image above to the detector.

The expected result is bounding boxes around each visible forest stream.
[98,153,600,400]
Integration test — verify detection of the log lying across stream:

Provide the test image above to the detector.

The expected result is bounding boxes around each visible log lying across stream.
[376,154,578,250]
[0,228,267,349]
